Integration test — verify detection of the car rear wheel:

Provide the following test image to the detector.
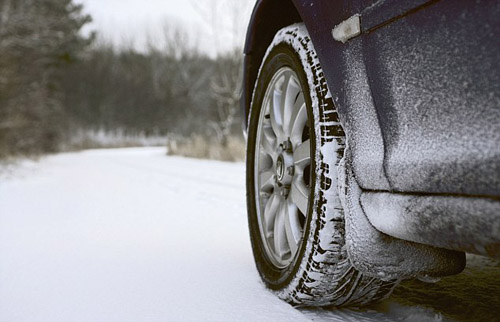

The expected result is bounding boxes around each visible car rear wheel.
[246,23,397,306]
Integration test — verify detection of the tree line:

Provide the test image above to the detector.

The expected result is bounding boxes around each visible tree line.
[0,0,244,159]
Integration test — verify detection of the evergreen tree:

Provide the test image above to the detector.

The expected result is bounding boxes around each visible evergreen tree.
[0,0,92,157]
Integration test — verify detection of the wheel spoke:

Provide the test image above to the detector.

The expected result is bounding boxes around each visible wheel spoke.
[293,139,311,168]
[261,126,277,157]
[263,193,280,238]
[280,73,291,121]
[259,169,274,193]
[280,74,292,134]
[270,88,283,139]
[283,76,301,137]
[289,95,307,144]
[291,178,309,215]
[273,196,288,258]
[284,200,300,255]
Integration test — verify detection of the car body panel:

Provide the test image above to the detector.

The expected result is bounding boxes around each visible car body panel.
[362,192,500,258]
[361,0,435,32]
[243,0,500,261]
[363,0,500,196]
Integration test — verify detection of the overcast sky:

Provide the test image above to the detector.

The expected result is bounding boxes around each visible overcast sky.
[74,0,255,56]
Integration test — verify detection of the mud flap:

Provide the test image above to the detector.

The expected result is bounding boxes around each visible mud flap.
[338,150,466,280]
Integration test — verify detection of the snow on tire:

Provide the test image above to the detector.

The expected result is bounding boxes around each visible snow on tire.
[246,23,397,307]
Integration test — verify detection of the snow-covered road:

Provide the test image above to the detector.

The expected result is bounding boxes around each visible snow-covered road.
[1,148,495,322]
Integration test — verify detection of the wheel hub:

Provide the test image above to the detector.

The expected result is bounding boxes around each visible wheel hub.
[275,143,294,187]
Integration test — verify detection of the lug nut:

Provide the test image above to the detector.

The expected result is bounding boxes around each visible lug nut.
[282,139,293,152]
[287,166,295,176]
[281,186,291,197]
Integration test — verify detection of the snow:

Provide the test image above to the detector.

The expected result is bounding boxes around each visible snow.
[0,148,302,322]
[0,148,443,322]
[331,14,361,44]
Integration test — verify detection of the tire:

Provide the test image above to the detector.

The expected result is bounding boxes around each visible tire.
[246,23,396,307]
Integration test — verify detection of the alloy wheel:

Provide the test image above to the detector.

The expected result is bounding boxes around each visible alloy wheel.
[254,67,311,268]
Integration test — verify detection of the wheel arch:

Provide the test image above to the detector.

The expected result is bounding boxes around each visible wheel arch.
[241,0,302,128]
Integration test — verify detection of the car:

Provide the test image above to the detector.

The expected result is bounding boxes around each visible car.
[242,0,500,307]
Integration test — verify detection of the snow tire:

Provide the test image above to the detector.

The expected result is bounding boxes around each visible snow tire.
[246,23,397,307]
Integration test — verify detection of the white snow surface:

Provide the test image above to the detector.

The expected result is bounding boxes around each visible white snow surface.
[0,148,442,322]
[331,14,361,44]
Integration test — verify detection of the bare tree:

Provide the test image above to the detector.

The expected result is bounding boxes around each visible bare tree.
[209,49,242,146]
[191,0,252,145]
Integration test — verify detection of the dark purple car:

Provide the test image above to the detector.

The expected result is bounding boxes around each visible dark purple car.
[243,0,500,306]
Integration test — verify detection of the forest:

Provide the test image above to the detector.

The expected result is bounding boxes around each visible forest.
[0,0,245,160]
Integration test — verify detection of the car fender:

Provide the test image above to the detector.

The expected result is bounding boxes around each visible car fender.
[243,0,389,190]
